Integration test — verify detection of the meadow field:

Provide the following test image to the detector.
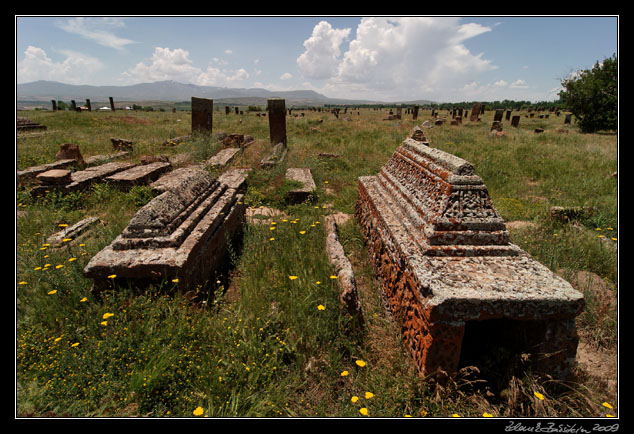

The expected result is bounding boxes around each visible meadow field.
[15,105,618,419]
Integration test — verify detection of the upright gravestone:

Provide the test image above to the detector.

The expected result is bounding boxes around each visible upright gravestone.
[86,99,92,112]
[51,100,57,111]
[505,110,511,121]
[413,105,419,121]
[511,115,520,128]
[109,97,115,112]
[71,100,77,111]
[225,106,230,115]
[494,109,504,122]
[470,103,481,122]
[267,98,287,147]
[564,114,572,124]
[191,97,214,135]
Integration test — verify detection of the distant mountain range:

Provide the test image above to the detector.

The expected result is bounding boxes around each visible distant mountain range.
[16,80,435,107]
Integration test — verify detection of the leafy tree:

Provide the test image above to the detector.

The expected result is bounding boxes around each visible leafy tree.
[558,54,617,133]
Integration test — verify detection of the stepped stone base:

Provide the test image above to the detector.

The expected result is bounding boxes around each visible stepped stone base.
[83,168,246,292]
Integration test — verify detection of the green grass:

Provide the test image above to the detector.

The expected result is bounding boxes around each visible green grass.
[16,107,617,418]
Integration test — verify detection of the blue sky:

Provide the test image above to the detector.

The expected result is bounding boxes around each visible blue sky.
[15,16,618,102]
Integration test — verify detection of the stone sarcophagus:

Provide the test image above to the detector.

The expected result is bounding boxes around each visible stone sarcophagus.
[355,139,584,380]
[84,168,246,292]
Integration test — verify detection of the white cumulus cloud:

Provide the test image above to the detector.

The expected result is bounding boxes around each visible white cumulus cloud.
[122,47,249,86]
[296,20,351,80]
[297,17,496,101]
[17,45,104,84]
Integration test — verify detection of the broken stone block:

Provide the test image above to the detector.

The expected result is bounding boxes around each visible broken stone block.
[55,143,85,168]
[285,168,316,204]
[260,142,287,168]
[354,138,584,381]
[36,169,72,185]
[408,126,429,144]
[83,168,246,292]
[207,148,240,168]
[105,161,172,190]
[162,135,191,146]
[110,137,134,151]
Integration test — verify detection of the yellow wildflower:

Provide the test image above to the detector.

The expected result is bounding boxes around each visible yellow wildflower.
[80,297,88,302]
[299,230,306,235]
[534,392,545,400]
[107,274,116,279]
[289,275,298,280]
[47,290,57,295]
[193,407,204,416]
[100,321,108,326]
[102,312,115,319]
[351,396,359,403]
[340,370,349,377]
[71,342,79,347]
[483,412,493,417]
[317,304,326,311]
[602,402,613,409]
[359,408,368,416]
[355,360,366,367]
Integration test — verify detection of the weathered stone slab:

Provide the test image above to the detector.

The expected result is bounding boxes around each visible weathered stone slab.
[105,161,172,190]
[29,161,136,196]
[84,151,129,167]
[285,168,316,203]
[217,168,251,193]
[354,138,584,380]
[17,117,46,132]
[46,217,100,247]
[207,148,240,167]
[83,169,245,292]
[17,159,78,187]
[66,162,137,192]
[150,166,204,194]
[324,214,362,321]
